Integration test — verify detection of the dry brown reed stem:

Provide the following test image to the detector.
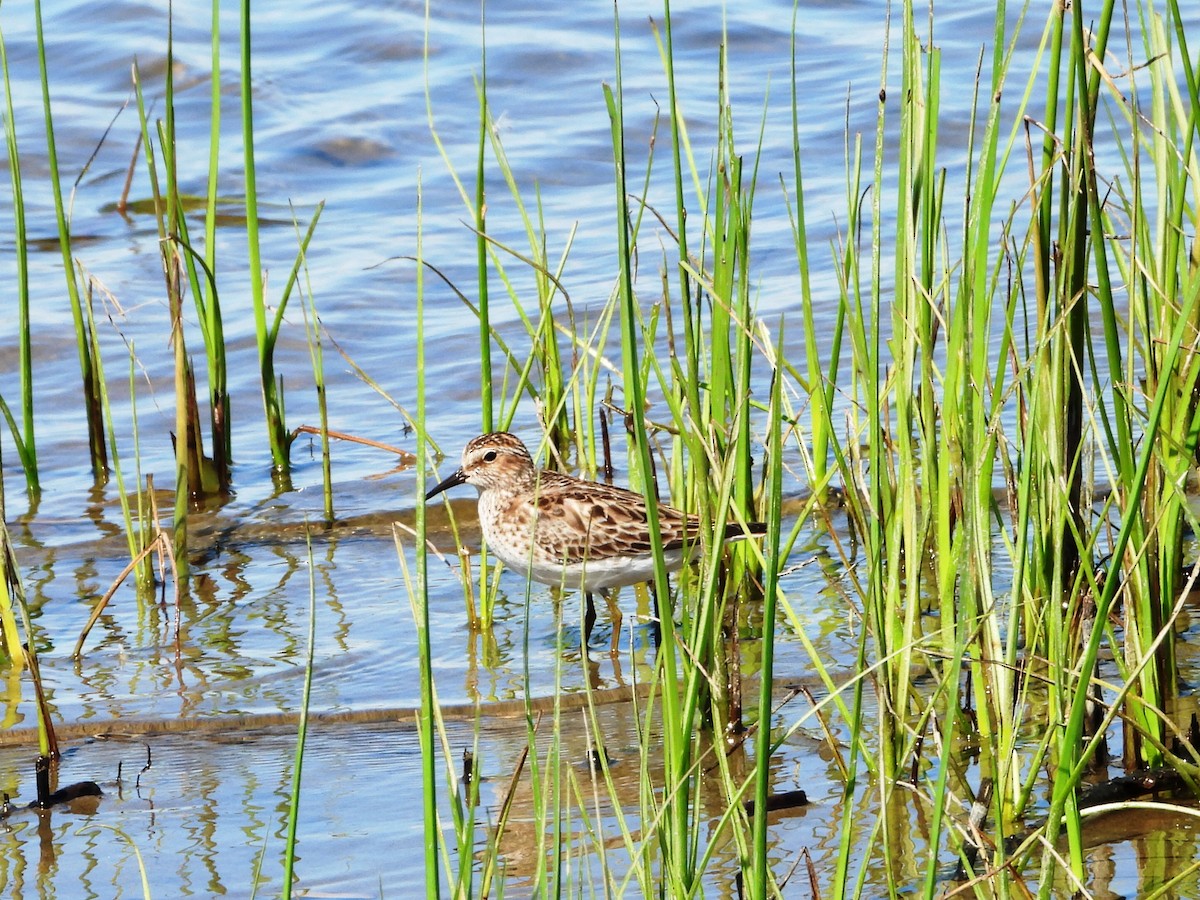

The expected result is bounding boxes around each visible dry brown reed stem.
[290,424,416,464]
[72,530,179,658]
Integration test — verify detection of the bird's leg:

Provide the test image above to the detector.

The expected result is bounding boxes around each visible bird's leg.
[584,592,597,648]
[649,576,670,652]
[604,590,622,656]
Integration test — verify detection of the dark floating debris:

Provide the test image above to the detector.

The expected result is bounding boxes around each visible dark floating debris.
[1078,767,1190,809]
[586,747,611,771]
[41,781,103,808]
[743,788,809,816]
[0,751,113,818]
[462,749,476,786]
[1,781,103,818]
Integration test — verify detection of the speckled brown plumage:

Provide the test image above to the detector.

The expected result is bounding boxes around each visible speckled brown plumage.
[425,432,764,651]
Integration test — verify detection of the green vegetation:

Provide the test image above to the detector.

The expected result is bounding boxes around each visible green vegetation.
[0,0,1198,896]
[0,18,36,495]
[34,0,105,483]
[414,0,1200,897]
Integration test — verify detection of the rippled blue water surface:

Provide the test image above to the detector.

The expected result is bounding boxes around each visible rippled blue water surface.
[0,1,1196,897]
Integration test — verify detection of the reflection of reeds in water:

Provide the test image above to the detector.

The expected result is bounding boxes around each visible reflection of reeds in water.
[0,520,55,764]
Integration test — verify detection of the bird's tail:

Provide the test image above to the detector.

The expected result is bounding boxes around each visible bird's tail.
[722,521,768,541]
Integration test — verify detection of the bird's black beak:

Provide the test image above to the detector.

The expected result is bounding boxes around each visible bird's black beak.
[425,468,467,501]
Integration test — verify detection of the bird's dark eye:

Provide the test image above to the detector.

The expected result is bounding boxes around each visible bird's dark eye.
[483,450,498,462]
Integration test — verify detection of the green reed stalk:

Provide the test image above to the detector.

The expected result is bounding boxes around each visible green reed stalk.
[82,279,155,592]
[411,174,440,900]
[481,120,573,452]
[634,7,777,891]
[1004,2,1073,855]
[168,180,227,494]
[606,31,694,890]
[1039,10,1096,803]
[609,6,766,889]
[445,728,483,898]
[653,10,765,753]
[0,23,36,494]
[1014,9,1074,763]
[421,4,497,626]
[527,579,567,897]
[295,208,333,523]
[475,21,492,434]
[204,0,230,484]
[170,276,191,573]
[673,41,754,737]
[396,517,489,900]
[33,0,106,481]
[747,331,784,900]
[822,94,870,900]
[131,60,189,573]
[164,14,203,573]
[1129,0,1200,736]
[149,4,228,498]
[786,9,837,503]
[870,3,942,793]
[849,0,901,819]
[135,49,203,568]
[241,0,290,476]
[127,356,155,591]
[954,4,1022,853]
[420,0,492,426]
[654,4,709,517]
[851,40,891,900]
[281,532,318,898]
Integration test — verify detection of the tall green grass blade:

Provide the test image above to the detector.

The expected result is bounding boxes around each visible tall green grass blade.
[785,9,837,503]
[606,4,718,882]
[281,530,318,898]
[80,277,155,592]
[204,0,230,483]
[475,17,492,434]
[241,0,290,476]
[163,9,201,572]
[606,43,693,889]
[748,327,784,900]
[412,171,440,899]
[33,0,106,481]
[0,22,36,494]
[293,203,333,522]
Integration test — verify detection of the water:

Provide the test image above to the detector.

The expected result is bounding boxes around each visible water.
[0,1,1197,896]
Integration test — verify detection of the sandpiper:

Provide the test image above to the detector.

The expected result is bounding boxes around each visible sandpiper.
[424,431,765,652]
